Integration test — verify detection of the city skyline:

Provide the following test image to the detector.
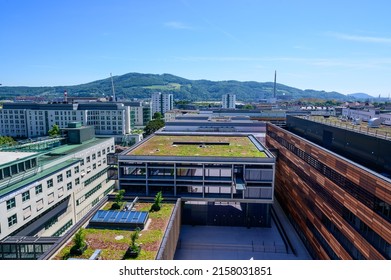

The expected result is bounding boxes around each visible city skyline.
[1,0,391,97]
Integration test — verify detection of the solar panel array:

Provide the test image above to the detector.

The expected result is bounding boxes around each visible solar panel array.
[89,210,149,230]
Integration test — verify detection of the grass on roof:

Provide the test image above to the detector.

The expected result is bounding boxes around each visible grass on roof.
[53,202,174,260]
[128,135,267,157]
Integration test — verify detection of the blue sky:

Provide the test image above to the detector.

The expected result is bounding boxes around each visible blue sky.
[1,0,391,97]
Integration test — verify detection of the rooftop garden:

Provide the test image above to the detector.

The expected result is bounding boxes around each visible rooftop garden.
[53,199,174,260]
[127,135,267,157]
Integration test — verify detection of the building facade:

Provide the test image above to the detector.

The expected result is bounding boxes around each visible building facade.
[266,121,391,259]
[151,92,173,115]
[124,101,152,127]
[117,132,275,227]
[0,102,134,144]
[222,94,236,109]
[0,130,115,242]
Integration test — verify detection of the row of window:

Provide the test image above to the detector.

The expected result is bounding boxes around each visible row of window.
[0,159,37,181]
[1,110,25,114]
[5,165,80,211]
[76,183,102,206]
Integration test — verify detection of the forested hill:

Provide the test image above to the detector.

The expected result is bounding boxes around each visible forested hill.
[0,72,348,102]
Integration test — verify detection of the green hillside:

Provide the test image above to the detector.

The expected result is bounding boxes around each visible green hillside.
[0,72,347,102]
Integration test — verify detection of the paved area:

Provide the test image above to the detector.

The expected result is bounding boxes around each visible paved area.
[174,200,312,260]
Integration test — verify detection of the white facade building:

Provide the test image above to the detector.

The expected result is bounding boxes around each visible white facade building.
[0,133,115,240]
[0,102,132,143]
[151,92,173,115]
[222,94,236,109]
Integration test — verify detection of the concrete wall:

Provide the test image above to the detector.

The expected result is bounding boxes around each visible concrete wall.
[156,199,182,260]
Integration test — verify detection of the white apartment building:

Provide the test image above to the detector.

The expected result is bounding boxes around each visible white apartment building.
[222,94,236,109]
[0,128,115,241]
[0,102,132,143]
[151,92,173,115]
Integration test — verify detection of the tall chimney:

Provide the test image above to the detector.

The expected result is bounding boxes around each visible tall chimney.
[273,70,277,98]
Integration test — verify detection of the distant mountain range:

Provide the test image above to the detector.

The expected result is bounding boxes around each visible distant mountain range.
[346,93,375,100]
[0,72,373,102]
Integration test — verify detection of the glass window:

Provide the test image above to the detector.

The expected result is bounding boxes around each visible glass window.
[75,177,80,185]
[74,166,79,173]
[6,198,16,210]
[35,184,43,195]
[47,178,53,188]
[22,190,30,202]
[67,182,72,190]
[8,214,17,227]
[66,170,72,178]
[57,174,63,183]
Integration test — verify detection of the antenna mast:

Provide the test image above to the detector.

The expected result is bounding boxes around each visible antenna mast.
[110,73,116,101]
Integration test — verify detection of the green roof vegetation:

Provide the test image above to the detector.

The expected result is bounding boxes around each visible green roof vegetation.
[128,135,267,158]
[54,202,174,260]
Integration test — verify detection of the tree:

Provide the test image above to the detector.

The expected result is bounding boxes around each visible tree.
[242,104,255,110]
[143,119,165,137]
[70,228,87,255]
[0,136,16,146]
[48,124,61,137]
[152,112,163,120]
[112,189,125,210]
[150,191,163,212]
[125,227,141,258]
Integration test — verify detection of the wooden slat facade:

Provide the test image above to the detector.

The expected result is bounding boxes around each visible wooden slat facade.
[266,123,391,260]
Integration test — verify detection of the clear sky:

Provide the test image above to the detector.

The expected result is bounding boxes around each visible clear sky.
[1,0,391,97]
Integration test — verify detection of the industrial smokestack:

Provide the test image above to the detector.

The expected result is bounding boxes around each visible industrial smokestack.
[273,70,277,98]
[64,90,68,103]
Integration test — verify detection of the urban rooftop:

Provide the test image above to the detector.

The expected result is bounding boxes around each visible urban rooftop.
[126,135,268,158]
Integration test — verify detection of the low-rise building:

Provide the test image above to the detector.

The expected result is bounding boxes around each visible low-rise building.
[117,131,275,227]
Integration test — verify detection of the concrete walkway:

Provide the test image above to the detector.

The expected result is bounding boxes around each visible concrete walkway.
[174,200,312,260]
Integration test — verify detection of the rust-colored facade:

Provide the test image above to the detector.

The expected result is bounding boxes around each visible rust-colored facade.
[266,123,391,259]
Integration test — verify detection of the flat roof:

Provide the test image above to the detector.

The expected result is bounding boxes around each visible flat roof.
[0,159,79,198]
[0,151,38,166]
[127,135,268,158]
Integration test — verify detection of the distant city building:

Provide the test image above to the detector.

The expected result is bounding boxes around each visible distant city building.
[0,102,141,144]
[151,92,173,115]
[164,109,199,122]
[342,107,391,125]
[163,114,266,141]
[123,101,152,128]
[222,94,236,109]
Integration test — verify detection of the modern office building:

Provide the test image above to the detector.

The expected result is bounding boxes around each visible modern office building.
[151,92,173,115]
[123,101,152,127]
[117,131,275,227]
[266,116,391,259]
[0,124,115,250]
[222,94,236,109]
